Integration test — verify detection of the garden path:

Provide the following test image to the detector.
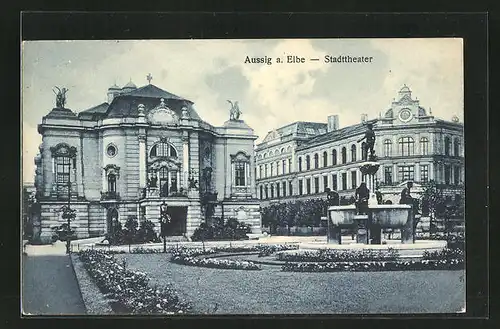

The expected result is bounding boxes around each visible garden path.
[22,246,86,315]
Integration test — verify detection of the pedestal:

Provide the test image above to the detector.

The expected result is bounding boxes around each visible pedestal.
[354,214,369,244]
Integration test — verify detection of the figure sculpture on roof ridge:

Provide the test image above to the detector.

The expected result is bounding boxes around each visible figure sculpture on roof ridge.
[227,100,242,121]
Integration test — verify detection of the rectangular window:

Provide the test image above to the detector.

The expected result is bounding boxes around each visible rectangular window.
[282,181,287,196]
[271,185,274,198]
[299,179,303,195]
[384,166,393,185]
[282,160,286,175]
[351,171,357,189]
[454,166,460,185]
[341,173,347,190]
[276,183,280,198]
[323,176,328,191]
[306,178,311,194]
[265,186,269,199]
[259,165,263,179]
[235,162,246,186]
[420,165,429,183]
[288,158,292,173]
[398,165,415,182]
[260,186,264,199]
[314,177,319,194]
[445,165,451,185]
[265,165,268,178]
[332,174,338,191]
[56,156,71,196]
[289,181,293,196]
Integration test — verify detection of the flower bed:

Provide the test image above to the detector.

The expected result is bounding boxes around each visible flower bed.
[277,248,400,262]
[130,247,164,254]
[211,244,299,257]
[78,249,191,314]
[170,248,260,270]
[171,254,261,270]
[282,258,464,272]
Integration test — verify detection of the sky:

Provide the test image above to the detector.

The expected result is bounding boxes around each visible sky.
[22,38,463,183]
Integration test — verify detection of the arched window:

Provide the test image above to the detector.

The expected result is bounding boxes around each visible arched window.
[298,157,302,171]
[341,147,347,164]
[332,149,337,165]
[444,136,451,156]
[108,173,116,193]
[282,159,286,174]
[314,153,319,169]
[260,185,264,199]
[306,155,311,170]
[351,144,357,162]
[280,147,285,154]
[384,139,392,157]
[420,137,429,155]
[361,142,367,160]
[270,184,274,198]
[265,185,269,199]
[150,141,177,158]
[398,137,415,156]
[276,161,280,175]
[454,138,460,156]
[323,151,328,167]
[270,163,274,176]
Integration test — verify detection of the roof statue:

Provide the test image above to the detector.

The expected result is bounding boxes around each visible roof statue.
[146,73,153,84]
[227,100,242,121]
[53,86,69,108]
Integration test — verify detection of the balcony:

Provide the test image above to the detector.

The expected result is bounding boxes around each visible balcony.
[100,191,120,201]
[141,187,188,199]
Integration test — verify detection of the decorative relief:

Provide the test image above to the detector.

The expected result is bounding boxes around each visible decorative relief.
[230,151,251,162]
[104,164,120,178]
[147,98,179,125]
[50,143,77,157]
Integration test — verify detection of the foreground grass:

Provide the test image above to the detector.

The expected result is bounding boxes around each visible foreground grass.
[115,253,465,314]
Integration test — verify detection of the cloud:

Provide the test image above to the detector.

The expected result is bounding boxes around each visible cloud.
[21,39,463,183]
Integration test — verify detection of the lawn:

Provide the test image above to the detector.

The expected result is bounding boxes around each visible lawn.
[115,253,465,314]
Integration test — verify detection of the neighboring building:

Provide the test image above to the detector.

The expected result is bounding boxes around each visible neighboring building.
[32,80,261,243]
[22,183,36,240]
[256,85,464,206]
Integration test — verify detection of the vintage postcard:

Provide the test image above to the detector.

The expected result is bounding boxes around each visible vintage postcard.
[22,38,465,315]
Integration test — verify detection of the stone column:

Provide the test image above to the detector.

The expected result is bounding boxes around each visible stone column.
[182,133,189,189]
[138,135,146,188]
[415,163,420,183]
[102,168,107,191]
[176,171,180,189]
[393,164,398,184]
[429,162,434,180]
[76,149,84,196]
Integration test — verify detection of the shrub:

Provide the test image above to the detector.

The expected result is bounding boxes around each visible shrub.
[191,217,251,241]
[137,220,160,243]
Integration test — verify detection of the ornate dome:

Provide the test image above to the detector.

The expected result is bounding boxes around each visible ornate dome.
[108,83,120,91]
[123,80,137,90]
[400,85,411,93]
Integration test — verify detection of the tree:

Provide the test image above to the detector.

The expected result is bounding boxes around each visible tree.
[420,180,444,233]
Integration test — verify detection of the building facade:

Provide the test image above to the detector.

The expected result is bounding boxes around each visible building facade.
[256,85,464,206]
[32,81,261,243]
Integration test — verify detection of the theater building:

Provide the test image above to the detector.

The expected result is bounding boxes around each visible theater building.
[32,80,261,243]
[255,85,464,206]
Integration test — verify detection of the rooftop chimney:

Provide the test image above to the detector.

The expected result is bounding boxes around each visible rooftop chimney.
[327,115,339,132]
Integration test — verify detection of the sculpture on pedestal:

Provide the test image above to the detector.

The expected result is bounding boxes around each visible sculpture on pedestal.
[227,100,242,120]
[53,86,69,108]
[355,182,370,215]
[357,122,377,161]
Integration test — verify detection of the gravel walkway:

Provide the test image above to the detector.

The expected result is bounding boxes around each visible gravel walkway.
[115,253,465,315]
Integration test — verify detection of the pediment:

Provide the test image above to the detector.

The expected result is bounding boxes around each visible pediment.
[147,98,179,125]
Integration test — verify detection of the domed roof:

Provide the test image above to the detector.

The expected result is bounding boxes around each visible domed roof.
[108,83,120,91]
[399,84,411,93]
[123,80,137,89]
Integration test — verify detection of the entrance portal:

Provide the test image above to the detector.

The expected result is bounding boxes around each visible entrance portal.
[107,208,119,234]
[165,206,187,236]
